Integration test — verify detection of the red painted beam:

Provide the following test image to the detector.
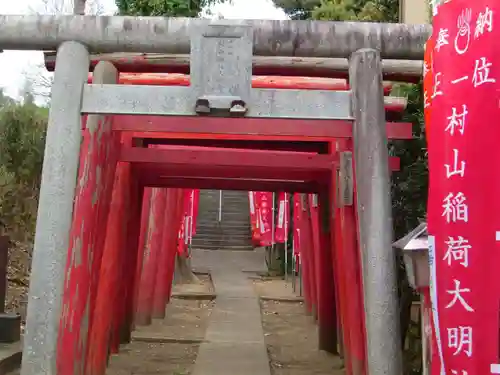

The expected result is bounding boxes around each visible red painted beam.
[86,73,394,95]
[136,174,324,193]
[140,141,400,171]
[134,162,329,182]
[120,146,334,172]
[115,117,413,141]
[122,145,400,171]
[144,138,329,153]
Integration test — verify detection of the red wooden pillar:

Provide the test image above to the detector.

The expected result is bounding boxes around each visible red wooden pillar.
[294,194,311,313]
[328,144,352,374]
[134,188,167,326]
[108,137,144,350]
[109,162,133,354]
[56,61,120,375]
[132,188,153,323]
[118,179,143,344]
[152,188,180,318]
[300,194,317,318]
[86,159,132,375]
[333,139,367,375]
[312,193,338,354]
[165,189,186,303]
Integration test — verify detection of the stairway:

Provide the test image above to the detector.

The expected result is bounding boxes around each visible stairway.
[192,190,253,251]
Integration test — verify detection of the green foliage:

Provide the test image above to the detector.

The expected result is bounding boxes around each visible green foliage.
[390,83,428,239]
[272,0,398,21]
[271,0,322,19]
[115,0,226,16]
[0,94,48,242]
[312,0,398,21]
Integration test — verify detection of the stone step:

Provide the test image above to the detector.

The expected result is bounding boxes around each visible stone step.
[196,222,251,229]
[192,244,254,251]
[195,190,253,251]
[197,223,250,229]
[192,238,252,245]
[193,230,252,237]
[191,240,254,248]
[198,209,249,214]
[193,232,252,239]
[192,234,253,243]
[193,243,254,251]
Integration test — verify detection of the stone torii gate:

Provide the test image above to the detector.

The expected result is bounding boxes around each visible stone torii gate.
[0,15,431,375]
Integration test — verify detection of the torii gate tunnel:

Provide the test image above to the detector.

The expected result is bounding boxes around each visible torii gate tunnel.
[0,15,432,375]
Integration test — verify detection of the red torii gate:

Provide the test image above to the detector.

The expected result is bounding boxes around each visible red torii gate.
[4,15,430,375]
[62,68,409,375]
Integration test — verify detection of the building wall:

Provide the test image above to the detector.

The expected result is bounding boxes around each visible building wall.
[399,0,431,24]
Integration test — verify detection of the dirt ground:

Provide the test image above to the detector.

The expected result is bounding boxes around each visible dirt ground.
[252,277,299,300]
[8,274,347,375]
[5,242,31,319]
[105,274,214,375]
[254,278,345,375]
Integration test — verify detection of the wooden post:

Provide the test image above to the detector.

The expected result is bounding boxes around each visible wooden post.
[132,188,153,324]
[115,179,143,345]
[165,189,186,303]
[152,188,178,318]
[330,139,368,375]
[312,193,338,354]
[134,188,167,326]
[86,160,131,375]
[0,236,8,313]
[350,48,402,375]
[301,195,317,319]
[296,195,309,313]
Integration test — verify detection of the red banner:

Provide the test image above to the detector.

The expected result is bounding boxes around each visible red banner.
[177,190,192,255]
[256,192,273,246]
[248,191,260,245]
[191,189,199,237]
[274,193,289,243]
[427,2,500,374]
[293,193,301,263]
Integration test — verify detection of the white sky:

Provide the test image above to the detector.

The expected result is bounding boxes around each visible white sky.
[0,0,287,101]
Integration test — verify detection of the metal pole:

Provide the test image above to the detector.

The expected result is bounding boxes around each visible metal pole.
[188,190,194,256]
[0,236,8,313]
[421,296,428,375]
[271,192,276,255]
[284,193,288,282]
[0,15,430,59]
[218,190,222,223]
[298,258,303,297]
[349,48,402,375]
[21,41,89,375]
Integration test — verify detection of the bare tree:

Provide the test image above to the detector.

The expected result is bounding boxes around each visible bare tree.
[23,0,106,102]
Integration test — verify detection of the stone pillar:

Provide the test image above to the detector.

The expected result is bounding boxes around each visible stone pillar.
[349,48,402,375]
[21,41,90,375]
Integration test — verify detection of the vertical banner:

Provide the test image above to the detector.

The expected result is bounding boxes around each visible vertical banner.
[191,189,200,238]
[256,192,273,246]
[423,27,436,375]
[248,191,260,245]
[426,2,500,374]
[274,192,289,243]
[177,190,191,255]
[293,193,301,264]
